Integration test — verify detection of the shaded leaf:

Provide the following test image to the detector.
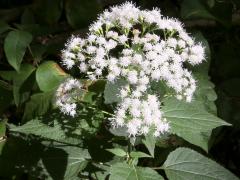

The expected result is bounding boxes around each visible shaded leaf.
[142,135,156,157]
[163,147,239,180]
[13,64,35,106]
[104,79,127,104]
[162,97,230,151]
[22,91,54,122]
[33,0,63,25]
[0,81,13,114]
[65,0,101,29]
[0,21,10,34]
[4,30,32,71]
[181,0,215,20]
[110,163,163,180]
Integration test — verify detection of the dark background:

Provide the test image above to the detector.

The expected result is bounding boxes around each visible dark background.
[0,0,240,179]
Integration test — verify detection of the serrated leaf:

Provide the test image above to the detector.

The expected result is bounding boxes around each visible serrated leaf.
[162,97,230,151]
[130,151,151,158]
[142,135,156,157]
[104,79,127,104]
[110,163,164,180]
[10,108,104,145]
[106,148,127,157]
[163,147,239,180]
[9,119,71,144]
[36,61,67,92]
[4,30,32,71]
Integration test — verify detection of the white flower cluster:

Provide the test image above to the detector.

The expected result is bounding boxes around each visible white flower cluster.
[59,2,205,137]
[55,78,82,117]
[111,93,169,137]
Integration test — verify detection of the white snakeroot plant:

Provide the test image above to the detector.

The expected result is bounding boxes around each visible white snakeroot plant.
[56,2,205,137]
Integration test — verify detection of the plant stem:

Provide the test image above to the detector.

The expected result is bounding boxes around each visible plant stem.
[87,106,115,117]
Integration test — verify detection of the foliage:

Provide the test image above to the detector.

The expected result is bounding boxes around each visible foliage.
[0,0,240,179]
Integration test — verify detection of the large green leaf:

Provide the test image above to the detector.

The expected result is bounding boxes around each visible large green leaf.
[36,61,67,92]
[104,79,127,104]
[109,163,164,180]
[10,107,104,145]
[163,147,239,180]
[22,91,54,122]
[4,30,32,71]
[12,64,35,106]
[162,97,230,151]
[65,0,101,29]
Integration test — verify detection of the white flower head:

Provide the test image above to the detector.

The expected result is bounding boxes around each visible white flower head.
[59,2,206,138]
[55,78,82,117]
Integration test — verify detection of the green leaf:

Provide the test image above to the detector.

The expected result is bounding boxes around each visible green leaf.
[162,97,230,151]
[163,147,239,180]
[10,107,104,145]
[13,64,35,106]
[181,0,215,20]
[104,79,127,104]
[106,148,127,157]
[110,163,164,180]
[0,135,89,179]
[0,119,6,139]
[36,61,67,92]
[65,0,101,29]
[9,117,84,145]
[9,119,69,143]
[0,21,10,34]
[130,151,151,158]
[22,91,54,122]
[142,135,156,157]
[193,73,217,114]
[4,30,32,71]
[42,145,90,179]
